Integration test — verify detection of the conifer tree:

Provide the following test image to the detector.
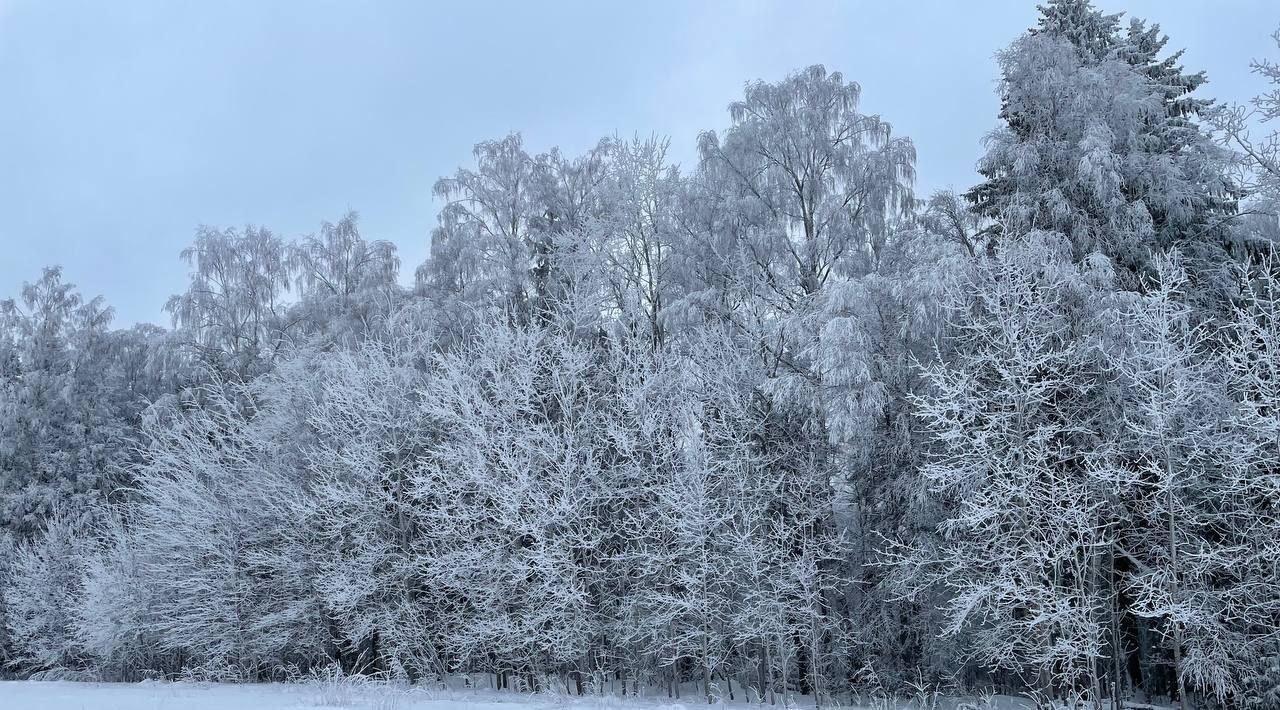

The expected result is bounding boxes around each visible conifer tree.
[967,0,1238,293]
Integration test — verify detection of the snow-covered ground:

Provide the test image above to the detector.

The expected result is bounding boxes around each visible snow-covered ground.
[0,682,765,710]
[0,681,1039,710]
[4,681,553,710]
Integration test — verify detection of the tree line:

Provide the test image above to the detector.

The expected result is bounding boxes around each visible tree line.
[2,1,1279,706]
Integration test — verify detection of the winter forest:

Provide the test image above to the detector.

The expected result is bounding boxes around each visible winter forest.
[3,1,1280,707]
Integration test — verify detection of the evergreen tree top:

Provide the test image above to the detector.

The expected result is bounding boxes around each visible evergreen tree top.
[1033,0,1125,63]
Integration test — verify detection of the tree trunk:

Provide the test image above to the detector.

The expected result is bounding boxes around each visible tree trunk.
[810,616,822,710]
[761,642,772,706]
[1166,445,1185,710]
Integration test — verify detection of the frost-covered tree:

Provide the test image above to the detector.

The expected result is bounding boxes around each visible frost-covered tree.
[967,0,1238,293]
[0,531,13,668]
[528,139,614,319]
[695,65,914,306]
[304,317,443,678]
[670,64,937,698]
[413,308,610,682]
[610,328,850,705]
[0,268,129,538]
[127,375,327,674]
[616,338,752,703]
[590,137,683,348]
[289,211,402,344]
[1221,257,1280,706]
[73,511,161,677]
[3,509,90,672]
[423,134,538,320]
[918,189,991,259]
[0,270,172,670]
[813,219,971,686]
[166,225,294,380]
[910,233,1120,700]
[1110,254,1248,703]
[675,66,916,394]
[423,134,616,332]
[1210,28,1280,211]
[292,212,400,307]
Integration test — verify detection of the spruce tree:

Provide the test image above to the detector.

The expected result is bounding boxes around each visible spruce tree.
[966,0,1239,294]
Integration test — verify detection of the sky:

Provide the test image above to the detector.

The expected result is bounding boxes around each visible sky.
[1,0,1275,327]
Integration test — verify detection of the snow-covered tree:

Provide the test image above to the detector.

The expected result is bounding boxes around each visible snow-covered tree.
[3,509,90,671]
[73,511,161,677]
[304,318,443,678]
[615,337,751,703]
[423,134,617,332]
[166,225,294,380]
[1221,256,1280,705]
[967,0,1238,294]
[1210,28,1280,213]
[128,374,327,674]
[0,268,129,538]
[413,308,610,682]
[590,136,683,348]
[910,233,1120,700]
[814,219,971,687]
[422,134,543,322]
[528,139,614,319]
[1110,254,1248,703]
[695,65,914,305]
[289,211,402,344]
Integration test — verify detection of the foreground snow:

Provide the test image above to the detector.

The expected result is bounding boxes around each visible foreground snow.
[0,681,1042,710]
[0,681,544,710]
[0,681,748,710]
[3,681,558,710]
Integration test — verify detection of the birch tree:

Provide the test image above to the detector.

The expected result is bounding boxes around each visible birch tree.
[289,211,402,344]
[166,226,294,380]
[697,65,914,305]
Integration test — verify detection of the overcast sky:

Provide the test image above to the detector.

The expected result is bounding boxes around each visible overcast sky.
[1,0,1275,327]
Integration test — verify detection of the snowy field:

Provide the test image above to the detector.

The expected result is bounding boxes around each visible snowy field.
[0,682,583,710]
[0,681,1038,710]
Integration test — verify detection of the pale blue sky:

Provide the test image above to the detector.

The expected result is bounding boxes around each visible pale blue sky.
[1,0,1274,326]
